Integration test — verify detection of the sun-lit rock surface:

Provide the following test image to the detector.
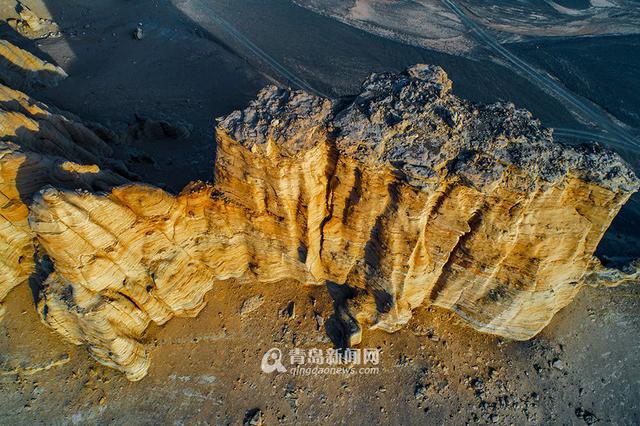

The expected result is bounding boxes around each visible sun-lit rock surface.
[0,83,128,321]
[22,65,638,380]
[0,40,67,88]
[207,64,640,343]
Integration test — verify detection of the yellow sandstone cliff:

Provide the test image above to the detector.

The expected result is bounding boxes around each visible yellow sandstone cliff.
[1,63,637,380]
[0,80,128,321]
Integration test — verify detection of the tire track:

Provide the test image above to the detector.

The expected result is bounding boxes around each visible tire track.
[176,0,328,98]
[440,0,639,149]
[553,128,635,151]
[178,0,635,150]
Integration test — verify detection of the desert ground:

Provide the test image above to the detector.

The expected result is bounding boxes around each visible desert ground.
[1,0,639,424]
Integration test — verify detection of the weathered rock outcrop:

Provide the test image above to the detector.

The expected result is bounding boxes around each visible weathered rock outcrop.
[0,40,67,88]
[5,2,60,41]
[23,65,638,380]
[0,83,128,320]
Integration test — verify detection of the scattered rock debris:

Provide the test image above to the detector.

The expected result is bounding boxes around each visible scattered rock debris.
[283,301,296,319]
[240,295,264,316]
[243,408,262,426]
[575,407,598,425]
[314,312,324,330]
[7,2,58,38]
[133,25,144,40]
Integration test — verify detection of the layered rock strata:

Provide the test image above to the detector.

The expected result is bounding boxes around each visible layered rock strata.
[3,65,637,380]
[0,83,128,320]
[0,40,67,88]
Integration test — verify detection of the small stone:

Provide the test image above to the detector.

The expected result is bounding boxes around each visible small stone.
[240,295,264,316]
[314,313,324,330]
[133,27,144,40]
[414,384,428,400]
[471,378,484,391]
[488,367,497,379]
[551,359,564,370]
[18,4,42,31]
[283,301,295,319]
[575,407,598,425]
[243,408,262,426]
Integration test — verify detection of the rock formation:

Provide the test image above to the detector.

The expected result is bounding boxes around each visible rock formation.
[0,40,67,88]
[0,82,128,321]
[5,2,60,41]
[1,63,637,380]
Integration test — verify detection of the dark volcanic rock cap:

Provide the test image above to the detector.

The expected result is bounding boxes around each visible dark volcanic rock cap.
[217,64,639,193]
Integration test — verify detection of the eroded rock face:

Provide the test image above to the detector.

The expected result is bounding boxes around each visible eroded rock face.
[214,64,638,342]
[0,40,68,88]
[0,83,128,320]
[3,65,637,380]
